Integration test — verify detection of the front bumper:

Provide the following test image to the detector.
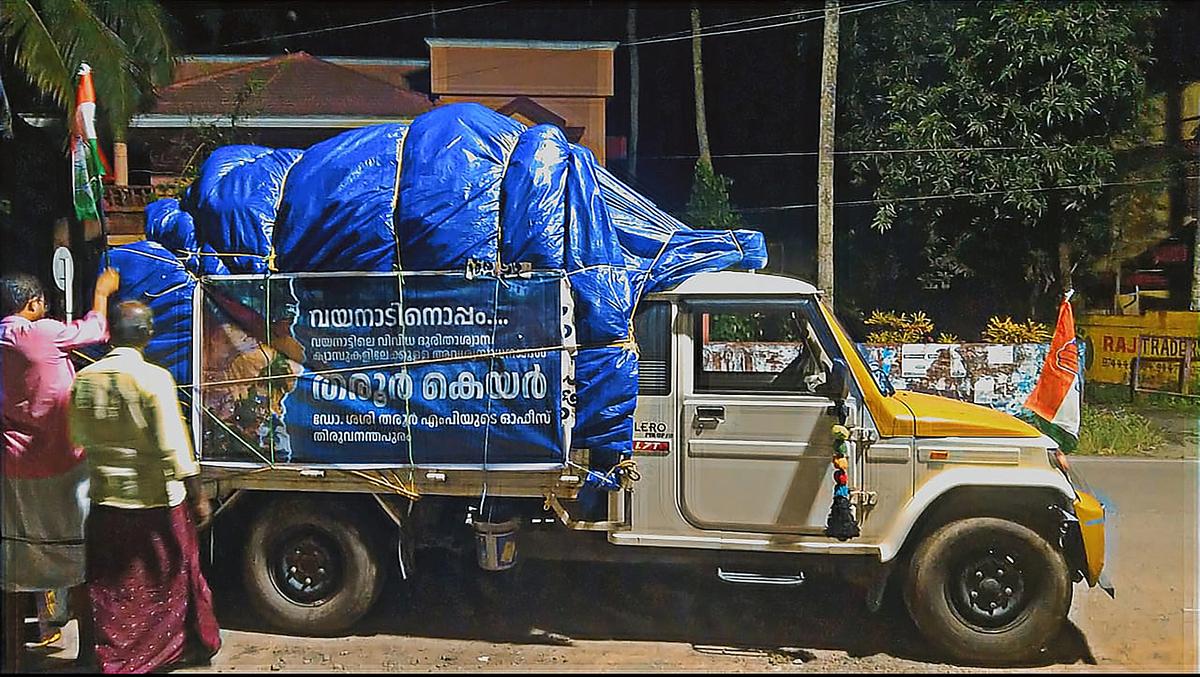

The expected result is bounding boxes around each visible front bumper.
[1070,489,1113,596]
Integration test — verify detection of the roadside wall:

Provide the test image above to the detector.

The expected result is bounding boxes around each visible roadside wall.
[704,342,1074,415]
[858,343,1070,416]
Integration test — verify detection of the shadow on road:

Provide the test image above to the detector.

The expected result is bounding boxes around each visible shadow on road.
[210,552,1096,669]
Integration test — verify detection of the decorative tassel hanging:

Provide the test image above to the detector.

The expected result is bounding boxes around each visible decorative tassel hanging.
[824,423,860,540]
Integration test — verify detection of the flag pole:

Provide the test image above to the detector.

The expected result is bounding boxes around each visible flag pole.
[95,182,111,269]
[72,62,110,270]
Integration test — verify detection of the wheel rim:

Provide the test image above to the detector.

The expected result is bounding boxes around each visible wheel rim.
[948,543,1032,630]
[269,528,344,606]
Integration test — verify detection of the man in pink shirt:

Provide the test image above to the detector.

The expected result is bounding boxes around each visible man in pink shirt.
[1,268,119,672]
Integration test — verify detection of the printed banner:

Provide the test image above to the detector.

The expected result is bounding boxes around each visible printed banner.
[198,272,575,466]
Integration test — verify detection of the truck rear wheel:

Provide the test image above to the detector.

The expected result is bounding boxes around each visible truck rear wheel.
[243,497,383,636]
[903,517,1072,665]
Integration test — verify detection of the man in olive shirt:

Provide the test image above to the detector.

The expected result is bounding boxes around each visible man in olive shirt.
[69,301,220,673]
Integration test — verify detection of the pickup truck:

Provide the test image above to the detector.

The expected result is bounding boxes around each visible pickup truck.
[196,267,1109,666]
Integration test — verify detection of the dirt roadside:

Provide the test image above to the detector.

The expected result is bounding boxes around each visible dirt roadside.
[1141,407,1199,459]
[26,559,1105,674]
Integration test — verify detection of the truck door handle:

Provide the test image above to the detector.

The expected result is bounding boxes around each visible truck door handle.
[694,406,725,429]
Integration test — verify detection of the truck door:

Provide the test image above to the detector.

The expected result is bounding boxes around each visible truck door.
[678,298,854,535]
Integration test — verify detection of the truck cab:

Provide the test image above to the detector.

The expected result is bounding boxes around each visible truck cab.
[209,270,1108,666]
[613,270,1108,662]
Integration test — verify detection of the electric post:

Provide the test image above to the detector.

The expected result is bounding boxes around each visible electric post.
[817,0,840,304]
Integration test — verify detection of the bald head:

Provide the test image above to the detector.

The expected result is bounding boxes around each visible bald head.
[109,300,154,349]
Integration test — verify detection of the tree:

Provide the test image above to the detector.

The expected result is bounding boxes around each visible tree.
[685,4,744,231]
[1,0,177,141]
[627,3,639,181]
[690,5,710,167]
[686,159,745,230]
[839,1,1160,320]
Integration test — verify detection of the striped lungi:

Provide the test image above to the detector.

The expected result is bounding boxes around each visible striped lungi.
[0,462,90,591]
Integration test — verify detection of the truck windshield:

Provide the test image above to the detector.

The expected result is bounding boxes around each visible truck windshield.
[819,303,895,397]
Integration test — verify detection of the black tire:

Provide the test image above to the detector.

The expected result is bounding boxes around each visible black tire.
[903,517,1072,666]
[242,497,383,636]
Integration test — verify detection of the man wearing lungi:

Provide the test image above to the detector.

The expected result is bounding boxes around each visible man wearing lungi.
[69,300,220,673]
[1,268,119,672]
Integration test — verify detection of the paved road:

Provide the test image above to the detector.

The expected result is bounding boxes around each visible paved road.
[25,458,1199,673]
[1067,458,1198,671]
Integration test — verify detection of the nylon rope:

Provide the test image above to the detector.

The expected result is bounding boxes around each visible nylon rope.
[389,129,420,497]
[265,271,274,464]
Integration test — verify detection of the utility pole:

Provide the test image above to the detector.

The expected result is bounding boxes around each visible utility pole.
[628,3,640,181]
[817,0,840,302]
[1191,132,1200,311]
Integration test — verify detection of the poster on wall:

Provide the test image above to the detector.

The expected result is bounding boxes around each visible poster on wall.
[196,272,575,467]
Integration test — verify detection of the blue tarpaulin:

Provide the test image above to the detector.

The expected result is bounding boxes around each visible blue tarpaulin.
[120,102,766,482]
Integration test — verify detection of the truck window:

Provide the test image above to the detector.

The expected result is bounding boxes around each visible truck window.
[633,301,671,396]
[694,303,831,394]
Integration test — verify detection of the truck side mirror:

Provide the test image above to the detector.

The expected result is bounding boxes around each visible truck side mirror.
[826,358,851,403]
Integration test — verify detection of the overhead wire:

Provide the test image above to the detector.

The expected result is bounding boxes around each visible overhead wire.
[624,0,909,47]
[637,144,1167,160]
[220,1,508,47]
[425,0,908,95]
[736,176,1199,213]
[629,5,834,44]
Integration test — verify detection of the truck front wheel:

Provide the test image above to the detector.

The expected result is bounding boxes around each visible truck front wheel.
[903,517,1072,666]
[243,497,384,636]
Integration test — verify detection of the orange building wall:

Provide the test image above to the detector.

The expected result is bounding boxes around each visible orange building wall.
[428,45,613,97]
[428,40,615,164]
[435,94,607,163]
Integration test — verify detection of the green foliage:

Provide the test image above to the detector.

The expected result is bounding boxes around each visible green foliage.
[685,159,746,230]
[980,316,1052,343]
[864,309,935,343]
[1076,405,1165,456]
[0,0,177,140]
[709,312,803,342]
[1086,382,1200,413]
[168,75,268,197]
[839,1,1161,314]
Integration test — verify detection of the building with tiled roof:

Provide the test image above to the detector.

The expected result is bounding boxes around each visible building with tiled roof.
[134,52,432,125]
[109,41,616,245]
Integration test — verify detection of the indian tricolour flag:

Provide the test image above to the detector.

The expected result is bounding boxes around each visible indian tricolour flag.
[1024,291,1083,451]
[71,63,107,221]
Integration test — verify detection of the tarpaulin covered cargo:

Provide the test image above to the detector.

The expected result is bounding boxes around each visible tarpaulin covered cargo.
[111,102,766,485]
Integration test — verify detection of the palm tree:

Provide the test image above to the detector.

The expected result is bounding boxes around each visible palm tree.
[1,0,176,143]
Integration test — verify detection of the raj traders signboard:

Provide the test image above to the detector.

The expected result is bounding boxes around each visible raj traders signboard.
[197,272,575,467]
[1077,311,1200,387]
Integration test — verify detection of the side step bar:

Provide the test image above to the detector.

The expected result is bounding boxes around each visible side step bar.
[716,568,806,586]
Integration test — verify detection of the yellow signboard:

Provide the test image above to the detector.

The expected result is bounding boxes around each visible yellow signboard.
[1077,311,1200,388]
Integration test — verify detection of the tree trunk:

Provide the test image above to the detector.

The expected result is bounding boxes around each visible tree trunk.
[113,141,129,186]
[1058,240,1073,295]
[817,0,840,302]
[627,4,640,181]
[690,5,710,168]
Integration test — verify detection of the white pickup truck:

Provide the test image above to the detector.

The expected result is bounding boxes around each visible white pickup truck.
[200,269,1109,665]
